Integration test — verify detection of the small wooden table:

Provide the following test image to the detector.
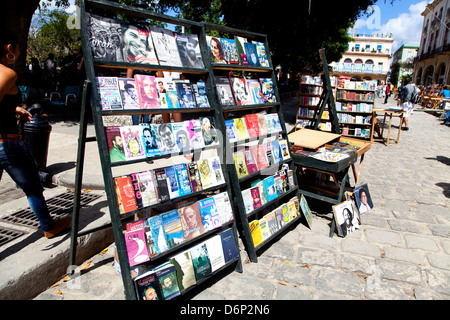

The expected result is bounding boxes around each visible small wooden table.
[371,108,405,146]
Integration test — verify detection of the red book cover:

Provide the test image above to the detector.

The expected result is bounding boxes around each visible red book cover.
[243,148,259,174]
[244,114,261,138]
[134,74,161,109]
[114,175,138,214]
[251,145,269,170]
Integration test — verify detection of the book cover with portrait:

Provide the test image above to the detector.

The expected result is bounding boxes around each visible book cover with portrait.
[120,125,146,161]
[121,23,158,64]
[134,74,161,109]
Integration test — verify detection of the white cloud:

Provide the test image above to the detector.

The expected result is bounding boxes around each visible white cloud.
[378,1,428,51]
[353,1,429,52]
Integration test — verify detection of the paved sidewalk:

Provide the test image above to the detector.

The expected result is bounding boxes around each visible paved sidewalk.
[2,94,449,300]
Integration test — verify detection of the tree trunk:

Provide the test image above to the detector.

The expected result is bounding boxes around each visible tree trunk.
[1,0,41,85]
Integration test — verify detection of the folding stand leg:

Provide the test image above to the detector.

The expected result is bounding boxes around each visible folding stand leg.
[329,169,350,238]
[69,80,91,268]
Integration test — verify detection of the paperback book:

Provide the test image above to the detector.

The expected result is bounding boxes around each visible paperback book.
[260,78,276,102]
[150,26,183,67]
[214,76,235,106]
[230,77,252,106]
[198,197,220,231]
[134,74,161,109]
[184,119,205,150]
[96,77,123,110]
[179,202,205,240]
[118,78,140,110]
[175,33,204,68]
[148,214,169,254]
[120,125,146,161]
[169,251,196,292]
[175,80,196,109]
[124,228,150,267]
[220,38,239,64]
[189,242,212,281]
[244,42,260,67]
[155,77,180,109]
[162,209,185,249]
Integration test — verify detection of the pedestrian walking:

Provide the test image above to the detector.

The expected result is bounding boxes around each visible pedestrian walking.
[0,29,71,238]
[399,78,418,131]
[384,83,390,104]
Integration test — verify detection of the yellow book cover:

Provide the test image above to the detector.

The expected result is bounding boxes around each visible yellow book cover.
[233,150,249,179]
[249,220,263,247]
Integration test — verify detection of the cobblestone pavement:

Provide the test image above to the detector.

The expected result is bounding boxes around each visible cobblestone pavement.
[34,95,450,300]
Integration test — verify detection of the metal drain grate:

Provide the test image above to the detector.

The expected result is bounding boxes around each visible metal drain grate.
[0,227,26,247]
[1,190,102,229]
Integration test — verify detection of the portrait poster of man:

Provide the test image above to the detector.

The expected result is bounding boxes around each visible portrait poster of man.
[135,74,161,109]
[120,23,158,64]
[354,183,374,214]
[175,33,204,69]
[332,200,360,237]
[179,202,205,240]
[155,123,176,154]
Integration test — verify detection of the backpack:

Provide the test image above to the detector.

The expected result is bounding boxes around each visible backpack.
[411,87,419,104]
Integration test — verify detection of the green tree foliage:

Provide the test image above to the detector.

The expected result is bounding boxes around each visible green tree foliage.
[28,9,81,65]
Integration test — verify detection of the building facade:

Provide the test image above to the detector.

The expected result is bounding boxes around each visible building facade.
[330,33,394,83]
[414,0,450,86]
[391,44,419,87]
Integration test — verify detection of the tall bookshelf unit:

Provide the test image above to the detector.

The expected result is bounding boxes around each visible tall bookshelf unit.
[296,77,375,140]
[77,0,242,300]
[335,80,376,140]
[203,23,302,263]
[295,75,336,131]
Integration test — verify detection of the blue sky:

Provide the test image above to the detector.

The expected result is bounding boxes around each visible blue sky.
[351,0,431,52]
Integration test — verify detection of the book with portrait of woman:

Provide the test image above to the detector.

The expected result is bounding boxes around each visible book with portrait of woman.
[332,200,360,237]
[207,36,227,64]
[353,183,373,214]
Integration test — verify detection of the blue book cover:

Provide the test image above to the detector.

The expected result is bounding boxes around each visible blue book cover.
[173,163,192,196]
[219,228,238,263]
[165,166,179,199]
[263,176,277,202]
[271,140,283,164]
[244,42,260,67]
[198,197,220,231]
[161,209,185,249]
[225,119,238,143]
[140,123,161,158]
[148,215,168,254]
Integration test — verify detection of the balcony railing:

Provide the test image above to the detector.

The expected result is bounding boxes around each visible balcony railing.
[333,63,383,74]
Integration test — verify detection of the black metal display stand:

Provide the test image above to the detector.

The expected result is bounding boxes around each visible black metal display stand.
[202,23,303,263]
[70,0,243,300]
[310,49,341,134]
[291,49,357,237]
